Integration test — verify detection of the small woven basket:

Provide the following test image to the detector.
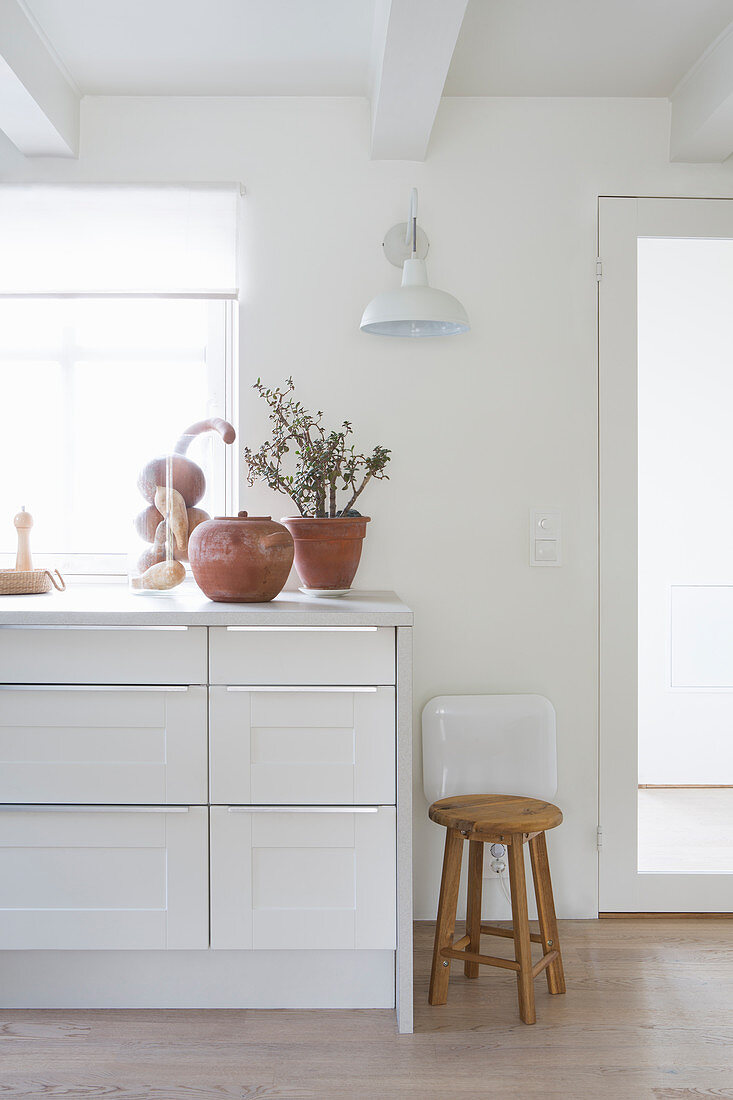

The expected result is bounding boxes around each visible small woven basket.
[0,568,66,595]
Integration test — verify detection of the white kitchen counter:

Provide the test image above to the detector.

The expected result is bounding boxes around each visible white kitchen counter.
[0,580,414,1032]
[0,581,412,627]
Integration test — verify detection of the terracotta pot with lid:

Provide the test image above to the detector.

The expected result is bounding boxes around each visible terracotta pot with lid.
[188,511,294,603]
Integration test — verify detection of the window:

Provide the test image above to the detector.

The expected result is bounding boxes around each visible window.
[0,296,235,574]
[0,185,239,574]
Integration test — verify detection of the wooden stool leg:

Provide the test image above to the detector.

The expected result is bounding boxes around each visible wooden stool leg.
[507,835,536,1025]
[529,831,566,995]
[464,840,483,978]
[428,828,464,1005]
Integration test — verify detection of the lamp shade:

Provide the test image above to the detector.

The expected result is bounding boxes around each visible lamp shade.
[360,258,470,338]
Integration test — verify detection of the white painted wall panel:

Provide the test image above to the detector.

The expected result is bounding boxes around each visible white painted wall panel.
[671,586,733,689]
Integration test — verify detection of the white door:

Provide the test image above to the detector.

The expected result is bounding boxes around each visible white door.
[209,687,396,805]
[600,197,733,912]
[210,806,396,949]
[0,686,207,804]
[0,806,209,948]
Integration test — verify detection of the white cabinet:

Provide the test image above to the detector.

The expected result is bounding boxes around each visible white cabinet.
[0,686,207,805]
[0,626,206,685]
[209,687,395,805]
[210,806,396,951]
[209,626,395,685]
[0,806,209,950]
[0,599,412,1029]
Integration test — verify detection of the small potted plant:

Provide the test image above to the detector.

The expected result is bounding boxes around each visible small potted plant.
[243,378,391,593]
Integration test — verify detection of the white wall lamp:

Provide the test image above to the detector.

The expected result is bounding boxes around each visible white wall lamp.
[360,188,470,338]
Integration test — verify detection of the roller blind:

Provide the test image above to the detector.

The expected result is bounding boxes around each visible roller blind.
[0,184,239,295]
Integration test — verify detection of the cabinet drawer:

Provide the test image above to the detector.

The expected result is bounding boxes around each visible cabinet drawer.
[0,806,208,949]
[0,686,207,805]
[210,686,395,806]
[209,626,395,686]
[210,806,396,950]
[0,626,206,685]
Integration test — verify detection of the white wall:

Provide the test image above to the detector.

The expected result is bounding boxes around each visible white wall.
[3,94,733,918]
[638,237,733,784]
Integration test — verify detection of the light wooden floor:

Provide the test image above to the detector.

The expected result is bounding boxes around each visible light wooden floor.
[638,788,733,872]
[1,918,733,1099]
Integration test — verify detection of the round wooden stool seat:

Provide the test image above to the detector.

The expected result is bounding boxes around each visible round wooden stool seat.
[428,794,563,840]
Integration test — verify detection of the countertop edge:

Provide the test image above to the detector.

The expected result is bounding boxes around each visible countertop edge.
[0,610,414,627]
[0,586,413,628]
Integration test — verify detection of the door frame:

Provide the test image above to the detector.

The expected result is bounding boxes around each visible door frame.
[598,196,733,914]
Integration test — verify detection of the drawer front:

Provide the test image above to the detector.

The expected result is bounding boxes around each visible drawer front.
[0,806,208,949]
[209,626,395,686]
[210,806,396,950]
[0,686,207,805]
[0,626,206,685]
[209,687,395,805]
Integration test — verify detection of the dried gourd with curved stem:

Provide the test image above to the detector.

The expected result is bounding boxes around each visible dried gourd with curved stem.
[174,418,236,454]
[137,418,236,507]
[133,418,236,590]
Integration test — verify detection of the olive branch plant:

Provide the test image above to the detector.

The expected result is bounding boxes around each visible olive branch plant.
[243,378,391,518]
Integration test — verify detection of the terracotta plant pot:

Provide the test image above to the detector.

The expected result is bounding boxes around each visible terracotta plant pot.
[188,512,294,603]
[280,516,370,591]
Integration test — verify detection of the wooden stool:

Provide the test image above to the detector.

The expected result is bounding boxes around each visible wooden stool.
[428,794,566,1025]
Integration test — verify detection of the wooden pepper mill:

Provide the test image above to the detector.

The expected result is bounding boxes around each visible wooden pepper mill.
[13,507,33,571]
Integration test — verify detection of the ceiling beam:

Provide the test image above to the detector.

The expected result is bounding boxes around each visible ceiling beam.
[0,0,79,157]
[670,21,733,163]
[370,0,469,161]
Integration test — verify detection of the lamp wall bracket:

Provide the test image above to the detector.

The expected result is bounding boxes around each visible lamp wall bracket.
[383,222,429,267]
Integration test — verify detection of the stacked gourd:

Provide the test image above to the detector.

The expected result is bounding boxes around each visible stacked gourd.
[132,418,236,590]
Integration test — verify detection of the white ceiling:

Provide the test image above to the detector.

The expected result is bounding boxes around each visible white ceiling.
[23,0,733,99]
[23,0,376,96]
[445,0,733,98]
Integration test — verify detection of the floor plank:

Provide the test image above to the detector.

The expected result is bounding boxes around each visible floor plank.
[1,919,732,1099]
[638,788,733,872]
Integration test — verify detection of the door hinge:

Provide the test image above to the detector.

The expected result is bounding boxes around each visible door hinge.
[596,257,603,281]
[596,825,603,850]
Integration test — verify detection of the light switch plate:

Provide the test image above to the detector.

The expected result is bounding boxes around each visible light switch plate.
[530,509,561,566]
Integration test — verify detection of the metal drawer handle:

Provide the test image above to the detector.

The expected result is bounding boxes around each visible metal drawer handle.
[0,685,189,692]
[0,805,190,813]
[224,626,377,632]
[227,806,379,814]
[225,685,377,693]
